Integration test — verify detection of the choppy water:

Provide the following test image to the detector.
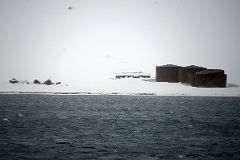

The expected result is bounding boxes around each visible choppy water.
[0,95,240,160]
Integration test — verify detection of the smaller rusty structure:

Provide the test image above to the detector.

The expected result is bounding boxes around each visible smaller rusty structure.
[178,65,206,84]
[156,64,181,83]
[190,69,227,88]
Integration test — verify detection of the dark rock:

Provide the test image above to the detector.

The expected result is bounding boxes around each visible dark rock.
[43,79,53,85]
[9,78,19,84]
[56,82,61,85]
[33,79,41,84]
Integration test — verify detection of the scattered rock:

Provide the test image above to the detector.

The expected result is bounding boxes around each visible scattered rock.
[9,78,63,86]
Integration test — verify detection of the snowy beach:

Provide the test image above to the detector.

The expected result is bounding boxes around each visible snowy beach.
[1,78,239,97]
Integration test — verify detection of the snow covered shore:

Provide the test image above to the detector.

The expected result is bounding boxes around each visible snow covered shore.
[0,78,239,97]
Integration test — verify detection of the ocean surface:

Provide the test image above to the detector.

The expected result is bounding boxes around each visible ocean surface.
[0,95,240,160]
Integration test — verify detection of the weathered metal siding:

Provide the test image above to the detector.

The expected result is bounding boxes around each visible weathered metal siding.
[156,65,181,83]
[178,66,206,84]
[190,70,227,87]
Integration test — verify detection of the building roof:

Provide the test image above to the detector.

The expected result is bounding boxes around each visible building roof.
[157,64,181,68]
[185,65,206,69]
[116,72,150,76]
[195,69,224,75]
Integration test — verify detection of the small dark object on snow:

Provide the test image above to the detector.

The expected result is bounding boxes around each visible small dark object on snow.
[9,78,19,84]
[43,79,53,85]
[33,79,41,84]
[56,82,61,85]
[23,80,30,84]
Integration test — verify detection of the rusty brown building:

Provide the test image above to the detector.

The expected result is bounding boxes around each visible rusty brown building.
[190,69,227,87]
[178,65,207,84]
[156,64,181,83]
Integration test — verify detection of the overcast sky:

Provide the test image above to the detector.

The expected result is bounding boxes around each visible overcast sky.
[0,0,240,83]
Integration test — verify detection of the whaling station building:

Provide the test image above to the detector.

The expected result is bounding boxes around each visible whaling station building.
[115,72,151,79]
[156,64,181,83]
[156,64,227,88]
[178,65,207,84]
[190,69,227,87]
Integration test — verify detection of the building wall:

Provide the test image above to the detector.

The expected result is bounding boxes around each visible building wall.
[178,67,206,84]
[156,66,181,83]
[190,71,227,87]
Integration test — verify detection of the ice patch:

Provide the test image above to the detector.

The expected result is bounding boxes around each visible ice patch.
[55,138,73,146]
[17,113,23,117]
[188,124,193,128]
[178,155,185,158]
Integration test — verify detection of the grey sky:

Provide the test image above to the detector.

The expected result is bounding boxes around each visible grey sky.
[0,0,240,83]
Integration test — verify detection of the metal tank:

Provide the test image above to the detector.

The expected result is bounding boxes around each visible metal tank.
[156,64,181,83]
[178,65,207,84]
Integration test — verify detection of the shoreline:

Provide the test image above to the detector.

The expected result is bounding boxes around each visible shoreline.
[0,91,239,97]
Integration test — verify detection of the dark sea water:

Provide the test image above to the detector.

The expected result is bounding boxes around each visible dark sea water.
[0,95,240,160]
